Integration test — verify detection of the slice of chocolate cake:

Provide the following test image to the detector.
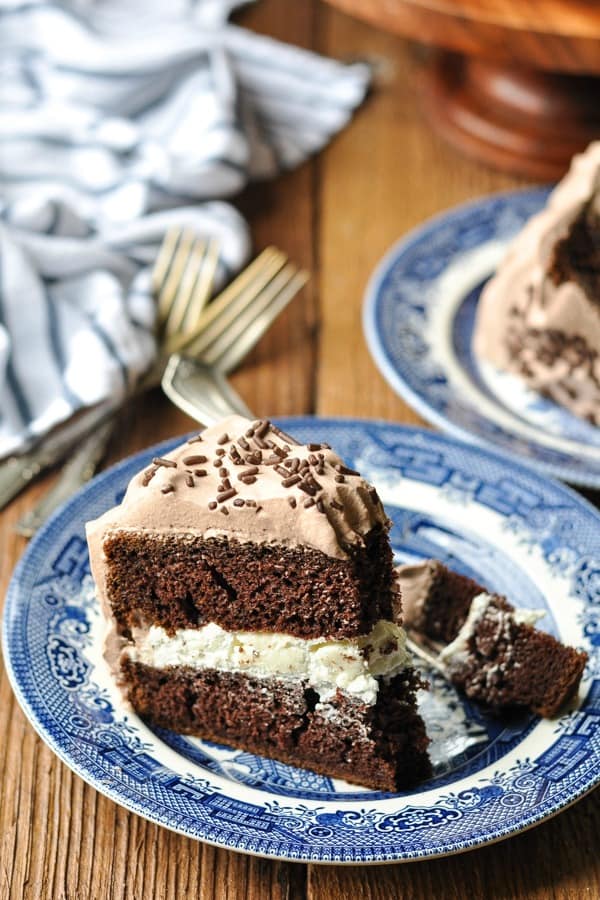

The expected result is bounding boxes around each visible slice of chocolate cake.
[86,417,431,791]
[397,560,588,717]
[474,141,600,424]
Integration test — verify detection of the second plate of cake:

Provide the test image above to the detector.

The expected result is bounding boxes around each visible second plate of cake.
[3,418,599,864]
[363,179,600,488]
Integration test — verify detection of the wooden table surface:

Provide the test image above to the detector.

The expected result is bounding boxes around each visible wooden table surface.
[1,2,599,897]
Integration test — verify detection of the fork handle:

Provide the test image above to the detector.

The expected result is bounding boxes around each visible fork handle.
[15,419,116,537]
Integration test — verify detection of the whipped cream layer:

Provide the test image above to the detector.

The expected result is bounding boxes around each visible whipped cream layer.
[473,141,600,424]
[125,619,411,706]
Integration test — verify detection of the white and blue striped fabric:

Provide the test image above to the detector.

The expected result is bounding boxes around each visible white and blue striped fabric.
[0,0,370,457]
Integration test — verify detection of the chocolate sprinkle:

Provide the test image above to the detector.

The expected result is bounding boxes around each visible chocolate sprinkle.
[335,474,345,483]
[184,474,194,487]
[141,466,157,486]
[208,501,217,510]
[336,464,359,476]
[316,499,326,514]
[194,469,208,477]
[331,500,344,510]
[216,448,226,457]
[307,443,321,451]
[270,424,300,445]
[153,456,177,469]
[253,435,268,449]
[254,420,270,438]
[182,454,207,466]
[233,498,245,507]
[219,467,229,478]
[303,498,315,508]
[161,484,175,494]
[239,475,257,485]
[238,437,250,450]
[298,481,317,496]
[186,435,203,444]
[308,453,318,465]
[282,474,301,488]
[245,499,257,507]
[239,466,259,479]
[212,459,222,467]
[217,433,229,445]
[288,496,297,508]
[220,506,229,515]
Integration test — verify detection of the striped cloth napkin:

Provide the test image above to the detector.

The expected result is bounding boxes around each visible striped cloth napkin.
[0,0,370,458]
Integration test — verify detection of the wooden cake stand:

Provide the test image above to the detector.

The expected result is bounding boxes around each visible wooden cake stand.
[323,0,600,178]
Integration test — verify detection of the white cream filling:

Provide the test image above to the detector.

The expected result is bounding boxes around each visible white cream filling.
[126,618,411,705]
[439,593,545,669]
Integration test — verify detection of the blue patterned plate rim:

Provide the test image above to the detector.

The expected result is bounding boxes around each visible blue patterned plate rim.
[3,417,600,864]
[362,187,600,489]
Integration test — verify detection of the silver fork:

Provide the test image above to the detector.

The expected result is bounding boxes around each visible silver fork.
[13,239,307,535]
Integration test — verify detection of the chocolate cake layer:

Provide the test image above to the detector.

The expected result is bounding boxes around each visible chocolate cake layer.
[104,526,395,640]
[445,596,588,717]
[399,560,485,643]
[121,659,431,791]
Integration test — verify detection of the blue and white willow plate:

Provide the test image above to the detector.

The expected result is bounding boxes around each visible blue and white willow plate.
[3,419,599,864]
[363,188,600,488]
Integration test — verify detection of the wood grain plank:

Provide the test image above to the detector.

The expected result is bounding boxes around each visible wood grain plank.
[314,3,528,423]
[1,1,598,898]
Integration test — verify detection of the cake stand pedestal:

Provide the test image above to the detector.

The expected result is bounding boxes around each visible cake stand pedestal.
[322,0,600,178]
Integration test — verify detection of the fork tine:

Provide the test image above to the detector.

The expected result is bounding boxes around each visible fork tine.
[162,236,209,338]
[157,228,196,331]
[152,227,181,307]
[173,248,288,358]
[205,267,308,373]
[180,237,220,334]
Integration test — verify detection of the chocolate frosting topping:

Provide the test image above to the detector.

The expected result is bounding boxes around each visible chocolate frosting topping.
[86,416,390,608]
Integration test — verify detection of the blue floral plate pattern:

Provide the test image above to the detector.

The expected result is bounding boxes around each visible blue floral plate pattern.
[3,419,599,863]
[363,189,600,488]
